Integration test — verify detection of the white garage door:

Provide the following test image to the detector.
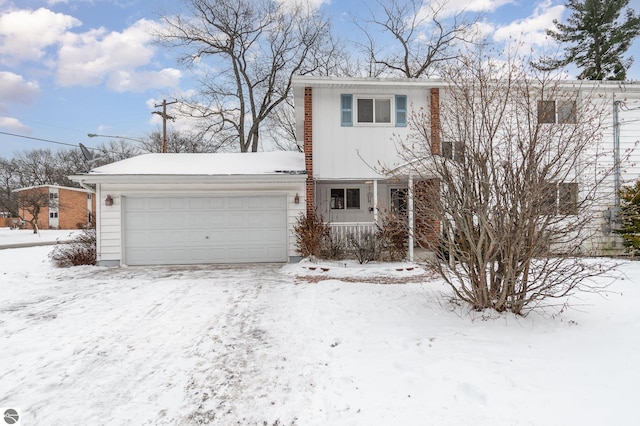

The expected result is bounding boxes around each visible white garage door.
[123,195,288,265]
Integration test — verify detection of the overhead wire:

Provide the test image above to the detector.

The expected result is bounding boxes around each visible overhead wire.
[0,131,115,153]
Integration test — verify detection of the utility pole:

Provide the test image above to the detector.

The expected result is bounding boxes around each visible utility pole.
[152,99,177,153]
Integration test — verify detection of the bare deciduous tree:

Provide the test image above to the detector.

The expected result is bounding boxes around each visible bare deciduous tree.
[89,140,141,167]
[158,0,336,152]
[355,0,479,78]
[0,157,18,216]
[139,130,221,153]
[263,99,300,152]
[390,52,615,315]
[15,187,55,234]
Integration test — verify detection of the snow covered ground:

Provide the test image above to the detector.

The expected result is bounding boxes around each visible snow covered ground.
[0,239,639,425]
[0,228,80,247]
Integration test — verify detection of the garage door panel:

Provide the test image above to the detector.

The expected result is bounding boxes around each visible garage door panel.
[124,195,287,265]
[146,198,167,210]
[250,211,287,227]
[126,198,148,210]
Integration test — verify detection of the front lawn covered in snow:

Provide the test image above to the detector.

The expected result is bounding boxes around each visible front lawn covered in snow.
[0,246,638,425]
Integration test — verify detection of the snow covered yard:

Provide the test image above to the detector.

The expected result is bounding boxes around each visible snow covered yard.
[0,227,80,247]
[1,245,639,425]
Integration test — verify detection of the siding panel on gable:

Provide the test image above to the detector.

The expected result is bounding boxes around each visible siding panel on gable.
[313,86,431,179]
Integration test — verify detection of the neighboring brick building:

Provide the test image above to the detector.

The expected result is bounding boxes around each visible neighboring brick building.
[14,185,96,230]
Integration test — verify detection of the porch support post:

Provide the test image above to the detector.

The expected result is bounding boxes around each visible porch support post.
[408,172,414,262]
[373,179,378,223]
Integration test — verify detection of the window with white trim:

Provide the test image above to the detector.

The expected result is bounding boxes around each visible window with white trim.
[442,141,464,162]
[340,94,407,127]
[541,181,578,215]
[357,97,391,123]
[537,100,577,124]
[330,188,361,209]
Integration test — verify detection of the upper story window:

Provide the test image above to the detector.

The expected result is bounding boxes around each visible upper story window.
[357,98,391,123]
[49,192,58,200]
[341,94,407,127]
[442,141,464,162]
[537,100,577,124]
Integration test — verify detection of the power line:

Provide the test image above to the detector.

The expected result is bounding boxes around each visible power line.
[0,131,120,154]
[0,131,83,149]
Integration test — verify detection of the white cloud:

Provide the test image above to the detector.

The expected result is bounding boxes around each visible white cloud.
[493,1,565,49]
[418,0,515,19]
[277,0,331,10]
[107,68,182,92]
[0,7,80,63]
[0,72,40,103]
[56,18,181,91]
[0,116,31,134]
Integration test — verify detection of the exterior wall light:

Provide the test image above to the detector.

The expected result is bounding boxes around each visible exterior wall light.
[105,195,114,206]
[294,193,300,204]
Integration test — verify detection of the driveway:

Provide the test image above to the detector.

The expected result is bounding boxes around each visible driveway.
[1,261,317,424]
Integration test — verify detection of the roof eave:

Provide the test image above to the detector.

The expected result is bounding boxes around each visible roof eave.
[69,173,307,185]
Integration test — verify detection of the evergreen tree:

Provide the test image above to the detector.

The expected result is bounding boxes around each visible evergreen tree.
[616,180,640,254]
[537,0,640,80]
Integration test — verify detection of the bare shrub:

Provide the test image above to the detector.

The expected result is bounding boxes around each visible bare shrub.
[49,228,97,267]
[294,211,330,258]
[321,232,348,260]
[348,231,381,264]
[376,211,408,261]
[388,51,616,315]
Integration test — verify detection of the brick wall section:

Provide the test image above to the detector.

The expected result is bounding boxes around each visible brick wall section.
[18,187,94,230]
[304,86,314,215]
[415,178,441,249]
[17,187,48,230]
[430,88,441,155]
[1,218,20,227]
[58,188,93,229]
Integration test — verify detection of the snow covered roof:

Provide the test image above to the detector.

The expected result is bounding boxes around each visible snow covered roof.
[86,151,305,176]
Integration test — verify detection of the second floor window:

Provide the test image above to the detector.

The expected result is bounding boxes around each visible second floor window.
[442,141,465,162]
[341,94,407,127]
[357,98,391,124]
[538,100,577,124]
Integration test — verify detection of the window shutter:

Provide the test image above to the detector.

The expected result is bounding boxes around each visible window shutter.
[341,94,353,126]
[395,95,407,127]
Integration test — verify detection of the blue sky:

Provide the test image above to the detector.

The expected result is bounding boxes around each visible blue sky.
[1,0,639,158]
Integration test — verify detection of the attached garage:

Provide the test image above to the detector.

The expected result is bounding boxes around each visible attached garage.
[70,152,306,267]
[123,195,288,265]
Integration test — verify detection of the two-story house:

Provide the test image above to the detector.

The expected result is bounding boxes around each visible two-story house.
[72,76,640,266]
[292,76,640,259]
[14,185,96,230]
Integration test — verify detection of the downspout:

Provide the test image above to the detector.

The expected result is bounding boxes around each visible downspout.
[614,100,621,209]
